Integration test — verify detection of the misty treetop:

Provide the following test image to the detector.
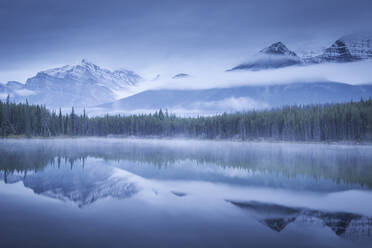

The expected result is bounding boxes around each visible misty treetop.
[1,96,372,142]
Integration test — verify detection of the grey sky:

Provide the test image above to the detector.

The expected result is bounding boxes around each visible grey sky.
[1,0,371,82]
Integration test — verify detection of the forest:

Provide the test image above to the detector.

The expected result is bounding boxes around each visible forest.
[1,96,372,141]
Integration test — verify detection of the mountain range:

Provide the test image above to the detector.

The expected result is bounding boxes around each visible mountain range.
[229,33,372,71]
[1,33,372,111]
[227,200,372,240]
[0,59,142,108]
[99,82,372,113]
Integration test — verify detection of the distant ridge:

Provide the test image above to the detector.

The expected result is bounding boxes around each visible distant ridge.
[98,81,372,113]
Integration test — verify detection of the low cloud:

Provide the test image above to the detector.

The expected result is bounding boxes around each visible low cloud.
[14,89,36,96]
[130,60,372,95]
[0,93,8,100]
[190,97,269,112]
[85,97,269,117]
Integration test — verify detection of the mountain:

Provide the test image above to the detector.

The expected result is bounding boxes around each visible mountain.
[172,73,190,79]
[230,33,372,71]
[6,81,23,90]
[0,164,142,208]
[307,40,356,63]
[341,33,372,59]
[98,82,372,113]
[0,81,26,100]
[307,33,372,64]
[23,167,141,208]
[0,83,11,99]
[227,200,372,240]
[228,42,303,71]
[2,59,142,108]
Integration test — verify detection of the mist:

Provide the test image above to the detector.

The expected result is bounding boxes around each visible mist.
[131,60,372,94]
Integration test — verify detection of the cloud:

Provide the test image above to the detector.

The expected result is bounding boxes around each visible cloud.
[129,60,372,95]
[2,0,372,82]
[190,97,269,112]
[0,93,8,100]
[14,89,36,96]
[84,97,269,117]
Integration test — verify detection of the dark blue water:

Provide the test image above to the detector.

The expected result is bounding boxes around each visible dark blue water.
[1,138,372,248]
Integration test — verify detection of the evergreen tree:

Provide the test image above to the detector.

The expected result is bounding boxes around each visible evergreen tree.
[1,99,372,141]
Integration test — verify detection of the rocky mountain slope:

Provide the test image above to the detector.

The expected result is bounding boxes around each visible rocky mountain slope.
[228,42,302,71]
[1,59,142,108]
[230,33,372,71]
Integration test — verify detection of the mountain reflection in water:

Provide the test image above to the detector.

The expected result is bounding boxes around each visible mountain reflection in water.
[1,138,372,247]
[227,200,372,240]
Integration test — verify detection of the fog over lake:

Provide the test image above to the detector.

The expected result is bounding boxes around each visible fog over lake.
[0,138,371,248]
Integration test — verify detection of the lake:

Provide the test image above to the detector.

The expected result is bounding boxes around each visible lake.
[1,138,372,248]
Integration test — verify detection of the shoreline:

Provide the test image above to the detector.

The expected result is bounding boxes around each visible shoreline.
[1,135,371,146]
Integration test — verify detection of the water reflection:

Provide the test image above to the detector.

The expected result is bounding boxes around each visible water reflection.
[1,138,372,188]
[227,200,372,240]
[1,138,372,247]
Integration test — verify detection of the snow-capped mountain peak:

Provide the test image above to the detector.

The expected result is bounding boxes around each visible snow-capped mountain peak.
[42,64,74,78]
[7,60,143,108]
[260,42,298,57]
[338,32,372,59]
[36,59,142,89]
[81,58,96,67]
[112,69,143,86]
[230,33,372,71]
[228,42,302,71]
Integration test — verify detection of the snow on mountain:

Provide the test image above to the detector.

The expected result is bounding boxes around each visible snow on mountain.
[306,40,356,63]
[304,33,372,64]
[2,33,372,108]
[228,42,303,71]
[339,32,372,59]
[300,33,372,64]
[295,48,324,59]
[260,41,297,56]
[230,33,372,71]
[6,81,24,90]
[9,59,143,108]
[33,59,141,93]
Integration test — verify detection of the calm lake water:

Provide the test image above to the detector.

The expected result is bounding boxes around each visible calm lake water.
[1,138,372,248]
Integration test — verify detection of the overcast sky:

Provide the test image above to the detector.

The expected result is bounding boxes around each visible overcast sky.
[1,0,372,82]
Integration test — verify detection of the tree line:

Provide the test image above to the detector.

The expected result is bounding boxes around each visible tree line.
[1,96,372,141]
